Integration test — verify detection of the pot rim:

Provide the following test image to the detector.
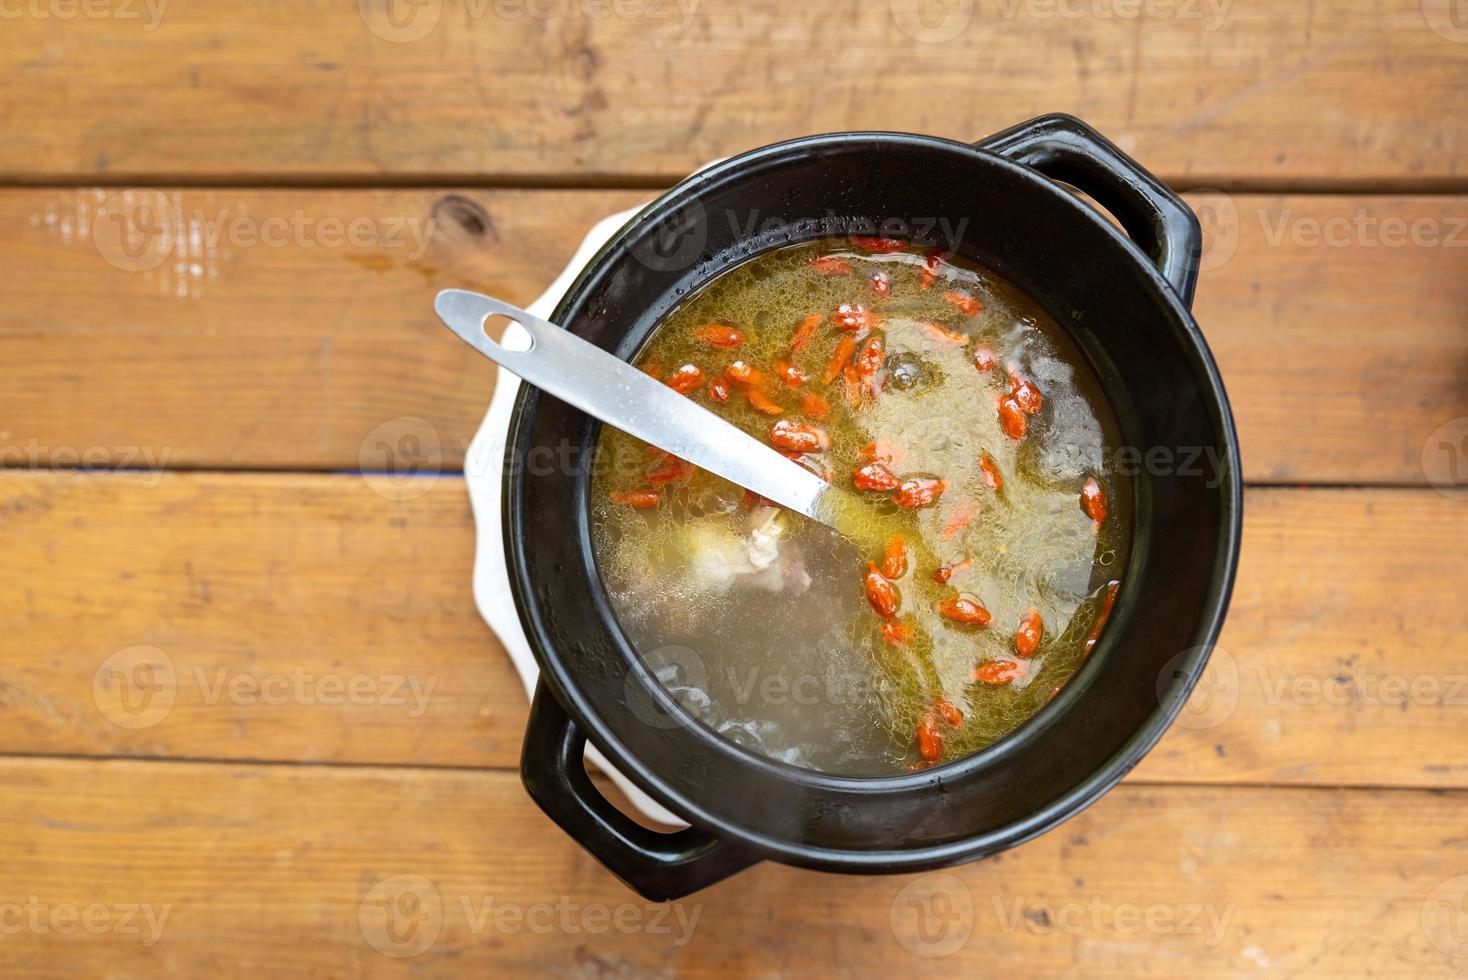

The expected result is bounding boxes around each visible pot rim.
[505,129,1243,870]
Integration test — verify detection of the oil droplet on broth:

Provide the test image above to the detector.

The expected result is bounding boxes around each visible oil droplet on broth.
[589,240,1132,775]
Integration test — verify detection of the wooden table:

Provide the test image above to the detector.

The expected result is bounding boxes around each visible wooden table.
[2,3,1466,975]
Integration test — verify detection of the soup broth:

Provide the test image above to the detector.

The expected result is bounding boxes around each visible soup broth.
[589,238,1130,775]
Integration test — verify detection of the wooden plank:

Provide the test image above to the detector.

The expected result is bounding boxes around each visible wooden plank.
[0,469,528,767]
[1,1,1465,183]
[0,187,648,473]
[4,471,1466,789]
[0,757,1462,976]
[1133,486,1468,787]
[1191,193,1468,485]
[3,188,1466,483]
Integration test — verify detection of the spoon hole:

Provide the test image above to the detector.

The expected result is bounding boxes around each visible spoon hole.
[483,312,534,353]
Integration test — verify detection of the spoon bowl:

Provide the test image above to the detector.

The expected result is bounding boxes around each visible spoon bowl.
[434,289,840,528]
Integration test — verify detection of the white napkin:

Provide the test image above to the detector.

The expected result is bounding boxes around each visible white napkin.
[462,203,688,828]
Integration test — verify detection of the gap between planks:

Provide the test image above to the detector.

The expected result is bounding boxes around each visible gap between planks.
[0,749,1460,798]
[0,466,1440,492]
[3,175,1468,196]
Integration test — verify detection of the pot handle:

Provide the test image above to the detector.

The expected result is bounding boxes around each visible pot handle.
[976,114,1202,307]
[520,681,761,901]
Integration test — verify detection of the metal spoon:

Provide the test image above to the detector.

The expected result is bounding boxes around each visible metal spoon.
[434,288,838,527]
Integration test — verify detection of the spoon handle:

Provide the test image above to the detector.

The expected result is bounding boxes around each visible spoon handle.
[434,289,831,523]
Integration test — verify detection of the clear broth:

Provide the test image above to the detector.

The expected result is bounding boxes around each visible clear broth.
[590,240,1130,775]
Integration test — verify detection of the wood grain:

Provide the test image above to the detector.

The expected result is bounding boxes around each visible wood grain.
[3,6,1462,977]
[0,757,1463,977]
[1132,486,1468,787]
[3,188,1466,482]
[1190,193,1468,484]
[0,469,523,767]
[0,186,646,473]
[4,470,1465,789]
[1,1,1465,184]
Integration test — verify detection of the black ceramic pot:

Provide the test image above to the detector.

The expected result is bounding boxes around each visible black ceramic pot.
[505,114,1242,901]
